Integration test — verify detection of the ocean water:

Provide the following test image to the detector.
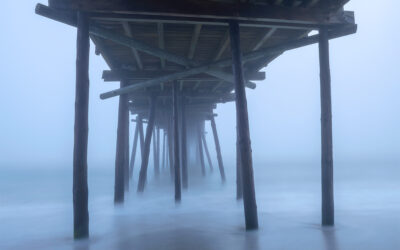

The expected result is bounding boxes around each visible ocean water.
[1,161,399,250]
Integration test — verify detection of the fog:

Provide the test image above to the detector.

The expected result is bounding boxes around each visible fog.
[0,1,399,249]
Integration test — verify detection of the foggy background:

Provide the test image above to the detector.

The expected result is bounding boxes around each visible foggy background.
[0,0,398,170]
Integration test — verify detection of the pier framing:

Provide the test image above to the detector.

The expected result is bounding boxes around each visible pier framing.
[36,0,356,238]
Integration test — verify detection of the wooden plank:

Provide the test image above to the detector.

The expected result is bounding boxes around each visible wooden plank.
[73,11,90,239]
[188,24,202,59]
[157,22,166,69]
[35,4,261,88]
[50,0,348,26]
[252,28,277,51]
[102,70,266,81]
[319,28,334,226]
[213,29,229,61]
[229,21,258,230]
[122,21,143,70]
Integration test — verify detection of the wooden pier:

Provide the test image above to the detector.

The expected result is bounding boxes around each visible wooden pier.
[36,0,356,239]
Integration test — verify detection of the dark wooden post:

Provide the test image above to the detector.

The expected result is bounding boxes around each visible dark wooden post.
[201,125,214,172]
[162,130,166,169]
[153,126,160,178]
[157,127,161,173]
[197,122,206,176]
[114,80,129,201]
[168,119,174,178]
[180,96,188,189]
[210,116,226,182]
[229,21,258,230]
[129,122,139,178]
[319,28,334,226]
[173,82,182,201]
[137,97,157,192]
[137,114,145,155]
[73,11,90,239]
[124,96,130,191]
[236,124,243,200]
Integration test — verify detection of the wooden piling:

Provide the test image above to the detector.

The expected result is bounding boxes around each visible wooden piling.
[173,82,182,201]
[236,124,243,200]
[197,122,206,176]
[137,97,156,192]
[210,116,226,182]
[123,90,130,192]
[114,80,129,201]
[319,28,334,226]
[162,131,166,169]
[168,119,174,178]
[137,114,145,155]
[201,124,214,172]
[129,122,139,178]
[73,11,90,239]
[156,127,161,174]
[229,21,258,230]
[153,126,160,178]
[180,95,188,189]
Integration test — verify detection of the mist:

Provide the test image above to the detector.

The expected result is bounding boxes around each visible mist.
[1,0,399,249]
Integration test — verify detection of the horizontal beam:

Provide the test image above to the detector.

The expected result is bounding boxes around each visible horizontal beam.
[102,70,265,82]
[50,0,350,27]
[100,24,357,99]
[35,4,256,87]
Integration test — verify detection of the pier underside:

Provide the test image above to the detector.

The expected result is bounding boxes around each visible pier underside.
[36,0,356,239]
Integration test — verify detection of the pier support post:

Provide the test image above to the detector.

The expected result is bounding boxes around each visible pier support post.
[229,21,258,230]
[129,122,139,178]
[173,82,182,201]
[201,124,214,172]
[210,116,226,182]
[114,80,129,202]
[236,123,243,200]
[73,11,90,239]
[137,114,145,155]
[180,96,188,189]
[153,126,160,178]
[137,97,156,192]
[162,130,166,170]
[168,119,174,178]
[197,122,206,176]
[319,28,334,226]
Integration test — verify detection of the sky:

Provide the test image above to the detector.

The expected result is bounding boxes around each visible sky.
[0,0,399,169]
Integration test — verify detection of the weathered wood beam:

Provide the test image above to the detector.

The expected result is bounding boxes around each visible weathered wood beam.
[73,11,89,239]
[137,96,157,192]
[162,130,166,169]
[157,22,166,69]
[252,28,277,51]
[129,121,139,178]
[188,24,202,59]
[102,70,266,82]
[153,126,160,178]
[213,29,230,61]
[99,23,356,99]
[122,21,143,70]
[319,28,334,226]
[51,0,350,26]
[236,122,243,200]
[201,128,214,172]
[210,116,226,183]
[197,122,206,176]
[229,21,258,230]
[173,82,181,201]
[35,4,258,89]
